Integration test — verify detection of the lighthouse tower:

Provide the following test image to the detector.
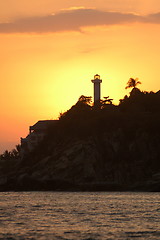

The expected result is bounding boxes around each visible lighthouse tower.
[91,74,102,105]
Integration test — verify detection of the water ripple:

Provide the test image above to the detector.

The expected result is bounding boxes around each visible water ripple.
[0,192,159,239]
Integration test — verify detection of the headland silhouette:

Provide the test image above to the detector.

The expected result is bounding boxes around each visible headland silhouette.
[0,77,160,191]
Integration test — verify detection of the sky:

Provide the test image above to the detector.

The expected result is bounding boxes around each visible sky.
[0,0,160,153]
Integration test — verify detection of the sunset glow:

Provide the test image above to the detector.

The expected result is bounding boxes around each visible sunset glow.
[1,0,160,153]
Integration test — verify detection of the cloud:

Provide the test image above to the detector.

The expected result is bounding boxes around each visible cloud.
[0,8,159,34]
[144,12,160,23]
[60,6,88,11]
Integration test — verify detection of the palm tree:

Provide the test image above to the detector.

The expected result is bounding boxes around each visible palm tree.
[125,78,141,90]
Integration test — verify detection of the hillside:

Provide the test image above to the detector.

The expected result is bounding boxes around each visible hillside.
[0,89,160,191]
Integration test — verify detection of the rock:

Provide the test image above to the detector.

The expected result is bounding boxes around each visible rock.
[1,124,160,191]
[0,176,7,186]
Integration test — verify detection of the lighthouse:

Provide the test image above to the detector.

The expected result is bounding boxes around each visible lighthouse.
[91,74,102,105]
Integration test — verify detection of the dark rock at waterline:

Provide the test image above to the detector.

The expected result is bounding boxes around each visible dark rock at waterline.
[0,175,78,192]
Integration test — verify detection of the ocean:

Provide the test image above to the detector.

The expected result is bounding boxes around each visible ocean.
[0,192,159,239]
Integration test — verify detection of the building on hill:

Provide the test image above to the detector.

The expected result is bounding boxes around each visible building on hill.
[21,120,58,157]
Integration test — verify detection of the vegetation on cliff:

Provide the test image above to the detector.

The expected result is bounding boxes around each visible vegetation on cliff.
[0,78,160,191]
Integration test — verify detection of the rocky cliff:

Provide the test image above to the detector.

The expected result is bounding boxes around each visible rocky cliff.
[0,124,160,191]
[1,91,160,191]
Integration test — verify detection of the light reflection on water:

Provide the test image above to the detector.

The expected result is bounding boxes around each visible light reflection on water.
[0,192,159,239]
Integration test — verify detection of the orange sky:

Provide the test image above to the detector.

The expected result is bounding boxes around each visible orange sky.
[0,0,160,153]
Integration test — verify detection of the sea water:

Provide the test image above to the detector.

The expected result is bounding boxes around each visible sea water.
[0,192,159,239]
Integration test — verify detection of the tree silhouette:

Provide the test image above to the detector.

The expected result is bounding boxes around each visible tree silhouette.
[100,96,113,108]
[0,144,21,161]
[103,96,113,105]
[58,95,92,123]
[125,78,141,90]
[1,150,11,161]
[78,95,92,105]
